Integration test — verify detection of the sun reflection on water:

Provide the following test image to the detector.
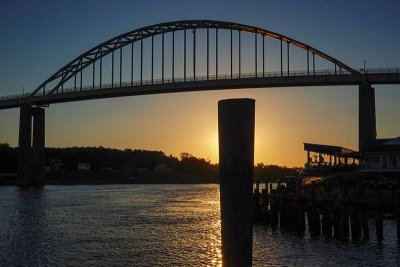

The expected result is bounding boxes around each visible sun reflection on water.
[1,185,399,266]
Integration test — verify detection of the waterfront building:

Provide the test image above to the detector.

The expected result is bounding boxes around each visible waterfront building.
[303,137,400,178]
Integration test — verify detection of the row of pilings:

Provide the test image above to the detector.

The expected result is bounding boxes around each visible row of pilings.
[253,181,400,242]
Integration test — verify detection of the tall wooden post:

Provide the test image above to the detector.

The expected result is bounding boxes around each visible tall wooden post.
[218,98,255,267]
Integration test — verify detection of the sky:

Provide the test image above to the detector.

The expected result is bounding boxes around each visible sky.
[0,0,399,167]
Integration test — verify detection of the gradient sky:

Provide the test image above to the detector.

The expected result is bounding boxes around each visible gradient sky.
[0,0,399,167]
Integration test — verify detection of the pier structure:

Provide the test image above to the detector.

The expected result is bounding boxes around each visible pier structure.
[303,143,359,175]
[254,179,400,243]
[304,140,400,177]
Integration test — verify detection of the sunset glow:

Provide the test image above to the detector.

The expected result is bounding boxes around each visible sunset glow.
[0,1,399,168]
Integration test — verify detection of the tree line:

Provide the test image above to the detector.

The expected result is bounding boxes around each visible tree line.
[0,143,298,181]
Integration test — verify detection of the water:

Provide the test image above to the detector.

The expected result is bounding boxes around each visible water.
[0,184,399,266]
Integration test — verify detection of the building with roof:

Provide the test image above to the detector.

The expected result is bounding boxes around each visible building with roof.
[302,84,399,178]
[303,137,400,177]
[303,143,360,177]
[361,137,400,174]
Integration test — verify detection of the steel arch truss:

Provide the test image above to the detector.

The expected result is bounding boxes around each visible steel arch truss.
[30,20,358,97]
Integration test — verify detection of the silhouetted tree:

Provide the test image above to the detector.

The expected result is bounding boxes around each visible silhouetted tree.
[0,145,298,183]
[0,143,17,172]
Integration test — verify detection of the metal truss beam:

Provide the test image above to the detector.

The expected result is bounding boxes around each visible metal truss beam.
[29,20,359,97]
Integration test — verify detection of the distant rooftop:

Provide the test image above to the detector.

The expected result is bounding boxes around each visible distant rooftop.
[367,137,400,153]
[383,137,400,145]
[304,137,400,156]
[304,143,357,156]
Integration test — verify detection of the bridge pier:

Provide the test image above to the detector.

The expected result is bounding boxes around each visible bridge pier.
[17,105,45,186]
[218,99,255,267]
[359,83,376,152]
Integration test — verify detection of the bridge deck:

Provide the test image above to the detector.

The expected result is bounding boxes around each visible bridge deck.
[0,69,399,110]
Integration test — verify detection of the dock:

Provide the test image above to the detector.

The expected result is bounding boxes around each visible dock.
[253,178,400,242]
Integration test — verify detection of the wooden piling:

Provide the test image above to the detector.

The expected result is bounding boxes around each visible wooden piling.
[306,207,313,234]
[270,194,279,226]
[261,189,269,224]
[288,200,296,231]
[308,205,320,235]
[350,203,362,241]
[391,186,400,241]
[333,204,341,240]
[341,202,350,241]
[314,207,321,235]
[280,197,287,229]
[360,202,369,240]
[298,200,306,233]
[376,202,384,241]
[396,202,400,241]
[322,205,333,237]
[253,189,261,222]
[218,99,255,267]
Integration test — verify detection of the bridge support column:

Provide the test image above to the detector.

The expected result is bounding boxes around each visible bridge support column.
[17,106,45,186]
[359,83,376,152]
[17,105,33,185]
[218,98,255,267]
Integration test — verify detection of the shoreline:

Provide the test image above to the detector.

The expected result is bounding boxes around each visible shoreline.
[0,170,219,185]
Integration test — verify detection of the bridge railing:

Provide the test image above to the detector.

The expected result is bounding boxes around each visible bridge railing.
[1,68,399,102]
[50,68,354,94]
[0,93,30,102]
[0,69,353,101]
[53,69,350,94]
[359,68,400,74]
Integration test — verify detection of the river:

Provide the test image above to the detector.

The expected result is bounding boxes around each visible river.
[0,184,399,266]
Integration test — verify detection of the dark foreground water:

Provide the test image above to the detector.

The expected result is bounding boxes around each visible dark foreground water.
[0,184,399,266]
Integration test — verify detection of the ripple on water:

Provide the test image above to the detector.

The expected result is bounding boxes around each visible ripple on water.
[0,184,399,266]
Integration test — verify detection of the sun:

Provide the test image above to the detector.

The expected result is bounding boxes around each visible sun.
[209,132,219,163]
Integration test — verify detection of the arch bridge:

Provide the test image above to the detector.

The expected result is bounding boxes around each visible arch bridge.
[0,20,399,185]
